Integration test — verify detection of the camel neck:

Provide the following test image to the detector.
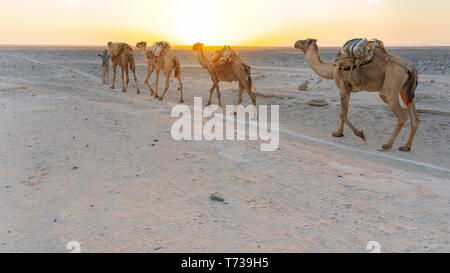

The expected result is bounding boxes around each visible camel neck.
[305,46,335,80]
[196,48,211,70]
[139,47,149,63]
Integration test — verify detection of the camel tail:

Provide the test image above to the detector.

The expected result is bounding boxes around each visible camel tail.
[174,58,181,80]
[242,63,256,93]
[248,75,256,92]
[401,66,418,106]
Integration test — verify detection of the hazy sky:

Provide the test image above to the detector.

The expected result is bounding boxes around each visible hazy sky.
[1,0,449,46]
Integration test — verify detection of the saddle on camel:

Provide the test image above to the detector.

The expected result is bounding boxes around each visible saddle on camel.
[107,42,134,62]
[335,38,414,73]
[146,41,171,60]
[211,46,254,91]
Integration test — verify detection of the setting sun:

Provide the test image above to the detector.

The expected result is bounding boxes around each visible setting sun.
[173,0,217,45]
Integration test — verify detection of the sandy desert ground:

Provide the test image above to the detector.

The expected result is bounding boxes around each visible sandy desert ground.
[0,46,449,253]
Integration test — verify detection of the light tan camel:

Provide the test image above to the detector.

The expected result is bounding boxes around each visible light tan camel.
[294,39,420,151]
[136,41,155,96]
[193,43,256,108]
[136,41,183,103]
[107,42,140,94]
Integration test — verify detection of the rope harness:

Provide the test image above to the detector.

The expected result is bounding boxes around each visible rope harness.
[373,51,414,73]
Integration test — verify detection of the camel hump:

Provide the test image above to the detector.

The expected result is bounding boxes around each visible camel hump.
[149,41,171,57]
[212,46,243,66]
[108,42,133,57]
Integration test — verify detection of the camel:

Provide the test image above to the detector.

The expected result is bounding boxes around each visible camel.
[136,41,155,96]
[136,41,183,103]
[192,43,256,109]
[294,39,420,152]
[107,42,140,94]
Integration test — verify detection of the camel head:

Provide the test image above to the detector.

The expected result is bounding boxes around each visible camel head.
[193,43,204,52]
[136,41,147,49]
[294,39,317,53]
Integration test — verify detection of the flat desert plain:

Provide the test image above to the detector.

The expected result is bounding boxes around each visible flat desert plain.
[0,46,449,252]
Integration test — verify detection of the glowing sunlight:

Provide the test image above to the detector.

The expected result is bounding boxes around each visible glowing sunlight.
[173,0,217,45]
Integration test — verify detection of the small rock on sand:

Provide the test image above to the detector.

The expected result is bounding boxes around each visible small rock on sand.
[210,192,224,203]
[298,81,309,91]
[308,99,329,107]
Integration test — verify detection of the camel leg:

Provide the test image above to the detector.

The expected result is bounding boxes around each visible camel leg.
[333,119,345,138]
[236,84,244,106]
[158,71,171,101]
[333,89,347,137]
[145,66,155,96]
[125,67,130,92]
[231,84,244,116]
[379,91,408,150]
[215,82,222,107]
[400,101,420,152]
[132,65,140,94]
[337,89,366,141]
[177,75,184,104]
[154,70,160,98]
[206,83,215,106]
[110,64,117,89]
[211,73,222,107]
[121,68,126,92]
[245,86,256,106]
[244,85,257,120]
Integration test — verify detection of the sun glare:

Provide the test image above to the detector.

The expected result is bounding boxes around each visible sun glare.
[174,0,217,45]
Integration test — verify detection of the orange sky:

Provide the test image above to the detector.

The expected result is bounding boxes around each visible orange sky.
[1,0,449,46]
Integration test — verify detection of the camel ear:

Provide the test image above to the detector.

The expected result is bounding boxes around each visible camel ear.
[307,39,317,48]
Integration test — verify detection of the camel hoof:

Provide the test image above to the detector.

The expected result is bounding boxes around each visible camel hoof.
[158,97,163,101]
[137,90,141,95]
[382,144,392,150]
[399,146,411,152]
[122,89,127,93]
[179,100,184,104]
[356,131,366,141]
[332,132,344,138]
[110,86,114,90]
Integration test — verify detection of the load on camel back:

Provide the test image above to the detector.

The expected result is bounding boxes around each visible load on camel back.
[107,42,134,62]
[146,41,171,60]
[211,46,255,92]
[336,38,413,73]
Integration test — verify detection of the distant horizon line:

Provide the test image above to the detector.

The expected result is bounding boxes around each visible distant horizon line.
[1,43,449,49]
